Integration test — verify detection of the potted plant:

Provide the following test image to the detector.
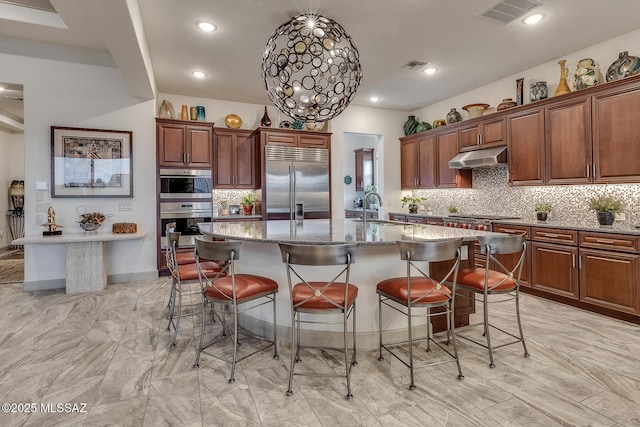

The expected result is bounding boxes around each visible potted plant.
[534,202,552,221]
[219,200,229,216]
[588,195,624,226]
[401,195,426,214]
[241,193,255,215]
[447,205,459,214]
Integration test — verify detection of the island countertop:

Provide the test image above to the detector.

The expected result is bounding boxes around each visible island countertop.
[198,219,502,245]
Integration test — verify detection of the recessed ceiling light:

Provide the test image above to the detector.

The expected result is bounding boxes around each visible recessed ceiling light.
[424,66,437,75]
[523,13,544,25]
[192,71,207,78]
[196,21,216,32]
[369,96,380,103]
[0,87,5,92]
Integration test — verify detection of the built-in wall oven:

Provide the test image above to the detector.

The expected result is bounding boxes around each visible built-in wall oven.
[160,201,212,249]
[160,168,212,199]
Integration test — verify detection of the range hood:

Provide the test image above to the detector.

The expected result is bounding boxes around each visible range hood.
[448,146,507,169]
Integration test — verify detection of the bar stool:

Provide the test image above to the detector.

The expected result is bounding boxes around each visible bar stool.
[377,238,464,390]
[165,223,195,313]
[454,234,529,368]
[165,231,222,346]
[193,238,279,384]
[278,243,359,399]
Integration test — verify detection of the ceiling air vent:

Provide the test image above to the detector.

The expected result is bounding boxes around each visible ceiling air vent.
[402,60,428,71]
[5,95,23,101]
[480,0,544,24]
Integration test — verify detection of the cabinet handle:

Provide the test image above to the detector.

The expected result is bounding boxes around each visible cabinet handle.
[500,228,519,234]
[479,134,483,145]
[476,135,480,145]
[578,255,582,269]
[592,164,596,178]
[586,164,590,178]
[572,253,576,268]
[183,153,187,164]
[542,232,560,238]
[596,239,615,244]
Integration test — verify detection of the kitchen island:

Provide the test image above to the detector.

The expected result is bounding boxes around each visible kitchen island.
[199,219,503,349]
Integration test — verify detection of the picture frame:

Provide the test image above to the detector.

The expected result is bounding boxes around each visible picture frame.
[516,78,524,106]
[51,126,133,198]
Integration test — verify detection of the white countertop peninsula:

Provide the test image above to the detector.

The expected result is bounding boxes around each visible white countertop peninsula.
[198,219,502,349]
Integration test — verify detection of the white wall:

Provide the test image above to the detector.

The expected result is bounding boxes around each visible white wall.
[0,52,157,286]
[0,130,24,249]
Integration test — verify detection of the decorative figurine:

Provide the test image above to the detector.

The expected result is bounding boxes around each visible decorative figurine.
[42,206,63,236]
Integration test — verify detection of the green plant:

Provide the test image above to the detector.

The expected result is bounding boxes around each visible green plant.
[588,195,624,213]
[447,205,459,213]
[401,195,426,208]
[219,200,229,209]
[241,193,255,207]
[534,202,552,213]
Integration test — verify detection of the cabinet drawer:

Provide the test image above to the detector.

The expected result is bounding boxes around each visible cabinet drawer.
[265,133,297,146]
[424,218,444,226]
[493,223,530,239]
[388,214,406,222]
[532,227,577,245]
[579,231,640,254]
[299,134,328,148]
[405,216,425,224]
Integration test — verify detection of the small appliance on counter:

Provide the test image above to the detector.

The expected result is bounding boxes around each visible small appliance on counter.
[229,204,241,215]
[353,197,363,208]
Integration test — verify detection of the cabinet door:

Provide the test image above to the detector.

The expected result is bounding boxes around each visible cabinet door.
[458,124,479,151]
[388,213,406,222]
[213,131,234,188]
[507,108,545,185]
[481,117,505,147]
[579,248,639,314]
[264,131,297,146]
[417,135,436,188]
[235,132,256,188]
[299,134,328,148]
[158,123,186,167]
[531,241,579,299]
[593,86,640,183]
[186,125,213,167]
[545,96,592,185]
[400,139,418,189]
[438,130,463,188]
[354,148,374,191]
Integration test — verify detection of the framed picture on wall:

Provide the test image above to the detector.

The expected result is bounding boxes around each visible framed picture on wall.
[51,126,133,198]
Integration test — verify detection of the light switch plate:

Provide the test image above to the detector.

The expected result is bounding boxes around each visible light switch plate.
[119,202,132,211]
[36,191,45,202]
[35,181,49,190]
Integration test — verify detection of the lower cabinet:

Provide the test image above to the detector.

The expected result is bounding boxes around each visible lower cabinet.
[531,241,579,299]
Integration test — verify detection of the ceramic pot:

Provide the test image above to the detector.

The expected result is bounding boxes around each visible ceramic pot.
[196,106,206,121]
[242,205,253,215]
[432,119,447,128]
[497,98,517,111]
[190,106,197,120]
[597,211,615,226]
[574,58,602,90]
[462,104,489,119]
[403,115,419,136]
[446,108,462,124]
[536,212,548,222]
[530,81,548,101]
[416,121,432,133]
[260,106,272,127]
[606,51,640,82]
[9,180,24,211]
[554,60,572,96]
[408,204,418,214]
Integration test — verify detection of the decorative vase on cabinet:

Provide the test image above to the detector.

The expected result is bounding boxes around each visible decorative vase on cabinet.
[554,60,571,96]
[403,115,419,136]
[446,108,462,124]
[158,99,175,119]
[260,106,272,127]
[573,58,602,90]
[606,51,640,82]
[497,98,517,111]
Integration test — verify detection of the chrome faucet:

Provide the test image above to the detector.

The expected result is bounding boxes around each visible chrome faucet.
[363,191,383,228]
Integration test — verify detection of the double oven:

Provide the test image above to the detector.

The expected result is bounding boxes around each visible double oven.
[159,169,212,250]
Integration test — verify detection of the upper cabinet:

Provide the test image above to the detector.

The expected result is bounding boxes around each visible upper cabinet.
[354,148,374,191]
[156,118,214,168]
[507,107,545,186]
[213,128,259,189]
[258,127,330,149]
[458,116,506,152]
[400,130,471,190]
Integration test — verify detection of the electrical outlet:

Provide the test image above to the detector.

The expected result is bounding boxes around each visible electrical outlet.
[36,191,45,202]
[119,202,132,211]
[616,212,626,221]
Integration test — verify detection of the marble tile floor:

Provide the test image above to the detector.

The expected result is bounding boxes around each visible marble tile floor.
[1,277,640,426]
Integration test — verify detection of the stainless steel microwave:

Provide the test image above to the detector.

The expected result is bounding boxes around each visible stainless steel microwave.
[160,169,212,199]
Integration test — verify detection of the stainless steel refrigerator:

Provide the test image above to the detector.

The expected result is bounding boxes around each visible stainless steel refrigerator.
[265,145,330,220]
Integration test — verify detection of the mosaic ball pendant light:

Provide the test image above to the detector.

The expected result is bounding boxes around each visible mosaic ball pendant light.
[261,14,363,123]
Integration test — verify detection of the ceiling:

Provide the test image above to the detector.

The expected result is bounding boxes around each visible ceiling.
[2,0,640,133]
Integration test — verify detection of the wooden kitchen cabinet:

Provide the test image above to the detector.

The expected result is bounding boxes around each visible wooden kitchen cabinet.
[458,116,505,152]
[213,128,258,189]
[507,108,545,186]
[530,228,579,299]
[592,83,640,183]
[400,131,470,190]
[354,148,374,191]
[578,231,640,314]
[388,213,406,222]
[157,118,214,168]
[259,128,330,149]
[545,95,592,185]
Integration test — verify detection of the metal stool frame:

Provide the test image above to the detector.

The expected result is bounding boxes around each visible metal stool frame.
[456,234,530,368]
[377,238,464,390]
[193,238,278,384]
[279,243,359,399]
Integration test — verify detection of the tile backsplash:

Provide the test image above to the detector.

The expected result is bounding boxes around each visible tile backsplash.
[414,165,640,224]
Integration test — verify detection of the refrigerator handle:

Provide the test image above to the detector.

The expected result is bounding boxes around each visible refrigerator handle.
[289,165,296,221]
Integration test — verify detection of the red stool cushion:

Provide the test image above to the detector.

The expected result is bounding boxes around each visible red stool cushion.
[178,261,222,281]
[454,268,517,292]
[292,282,358,309]
[205,274,278,301]
[377,277,451,305]
[176,251,196,265]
